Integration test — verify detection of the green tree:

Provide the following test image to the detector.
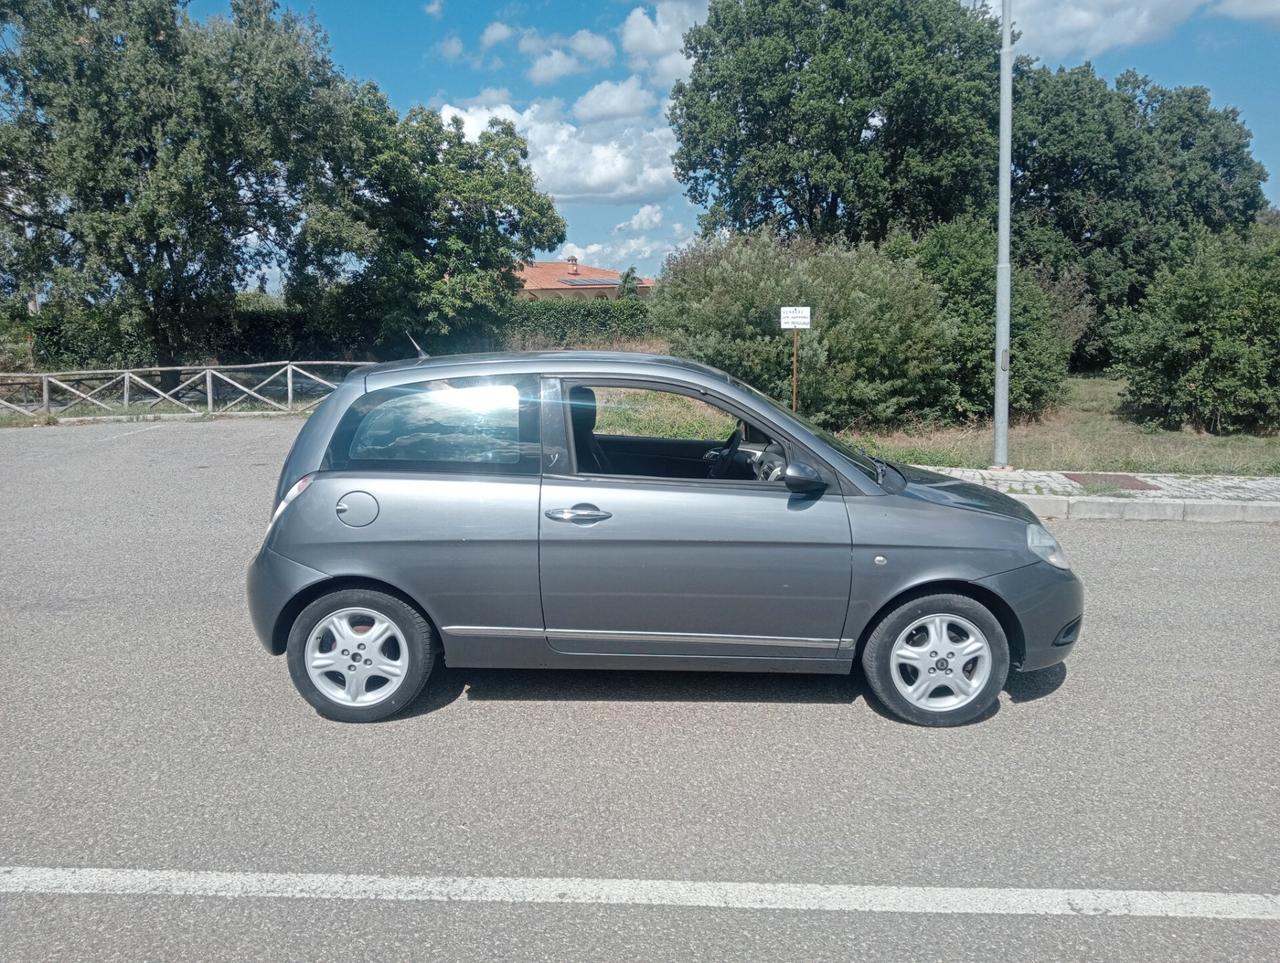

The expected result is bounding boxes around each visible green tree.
[1012,64,1268,365]
[0,0,564,368]
[1115,228,1280,434]
[616,266,641,300]
[669,0,1001,243]
[894,217,1070,419]
[0,0,359,369]
[285,90,564,354]
[668,2,1269,369]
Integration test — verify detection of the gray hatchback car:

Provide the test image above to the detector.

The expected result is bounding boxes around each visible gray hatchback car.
[248,351,1082,726]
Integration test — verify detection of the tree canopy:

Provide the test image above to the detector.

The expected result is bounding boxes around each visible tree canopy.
[0,0,564,367]
[670,0,1270,367]
[1013,64,1268,363]
[670,0,1002,244]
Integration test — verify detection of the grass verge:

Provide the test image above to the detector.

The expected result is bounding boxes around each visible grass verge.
[854,378,1280,476]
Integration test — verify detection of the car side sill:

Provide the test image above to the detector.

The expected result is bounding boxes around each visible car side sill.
[448,650,855,674]
[441,625,853,673]
[545,628,840,651]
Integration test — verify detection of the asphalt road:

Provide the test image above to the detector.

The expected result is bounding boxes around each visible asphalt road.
[1,418,1278,961]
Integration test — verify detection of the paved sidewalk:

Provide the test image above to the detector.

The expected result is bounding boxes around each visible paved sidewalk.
[923,466,1280,522]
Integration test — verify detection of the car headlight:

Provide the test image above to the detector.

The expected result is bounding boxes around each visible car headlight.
[1027,523,1070,569]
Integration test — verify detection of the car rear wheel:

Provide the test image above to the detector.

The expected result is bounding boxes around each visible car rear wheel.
[861,593,1010,727]
[286,588,434,723]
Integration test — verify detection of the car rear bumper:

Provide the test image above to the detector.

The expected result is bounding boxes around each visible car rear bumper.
[246,546,329,655]
[978,562,1084,672]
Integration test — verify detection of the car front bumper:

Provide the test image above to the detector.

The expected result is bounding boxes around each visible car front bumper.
[246,546,329,655]
[978,561,1084,672]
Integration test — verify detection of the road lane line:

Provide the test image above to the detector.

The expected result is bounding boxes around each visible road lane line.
[97,424,164,444]
[1,867,1277,921]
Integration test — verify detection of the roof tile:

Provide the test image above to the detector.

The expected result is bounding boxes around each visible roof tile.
[517,260,655,291]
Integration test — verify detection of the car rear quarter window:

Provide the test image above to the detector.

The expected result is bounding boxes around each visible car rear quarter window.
[326,375,540,475]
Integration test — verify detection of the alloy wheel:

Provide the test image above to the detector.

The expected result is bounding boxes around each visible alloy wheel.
[888,613,992,712]
[304,607,407,707]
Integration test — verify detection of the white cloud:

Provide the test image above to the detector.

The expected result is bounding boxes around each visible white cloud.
[528,49,582,84]
[519,28,615,83]
[568,29,616,65]
[573,75,658,122]
[461,86,512,108]
[440,99,679,204]
[614,203,664,233]
[422,0,443,17]
[1014,0,1280,58]
[1214,0,1280,25]
[621,2,706,85]
[560,236,663,270]
[434,35,464,62]
[480,21,515,48]
[517,31,544,57]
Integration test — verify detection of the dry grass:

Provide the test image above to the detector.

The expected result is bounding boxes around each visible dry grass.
[853,378,1280,476]
[506,335,673,355]
[592,385,735,439]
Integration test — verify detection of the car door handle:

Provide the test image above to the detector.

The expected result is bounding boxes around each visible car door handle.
[545,504,612,524]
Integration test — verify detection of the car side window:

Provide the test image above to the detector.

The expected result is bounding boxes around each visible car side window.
[327,375,540,475]
[564,382,788,484]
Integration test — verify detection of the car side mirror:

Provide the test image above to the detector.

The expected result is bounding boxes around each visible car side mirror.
[784,461,826,494]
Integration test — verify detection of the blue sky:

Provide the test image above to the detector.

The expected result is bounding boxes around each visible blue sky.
[191,1,1280,278]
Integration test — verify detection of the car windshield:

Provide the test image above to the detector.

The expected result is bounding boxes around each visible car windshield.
[727,377,886,485]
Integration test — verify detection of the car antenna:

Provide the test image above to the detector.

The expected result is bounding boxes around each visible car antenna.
[407,334,429,360]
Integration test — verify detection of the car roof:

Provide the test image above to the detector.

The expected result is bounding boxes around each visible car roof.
[355,350,733,385]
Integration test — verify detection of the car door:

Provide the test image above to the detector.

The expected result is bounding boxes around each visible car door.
[537,377,854,661]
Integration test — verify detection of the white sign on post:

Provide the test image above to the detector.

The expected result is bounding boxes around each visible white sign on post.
[780,306,811,329]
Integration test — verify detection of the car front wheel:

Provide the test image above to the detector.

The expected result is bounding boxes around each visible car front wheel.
[286,588,434,723]
[861,593,1010,727]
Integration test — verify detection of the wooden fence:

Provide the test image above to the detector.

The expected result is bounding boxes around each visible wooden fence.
[0,361,365,419]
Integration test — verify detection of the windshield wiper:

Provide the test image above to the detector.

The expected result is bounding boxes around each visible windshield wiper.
[853,445,888,485]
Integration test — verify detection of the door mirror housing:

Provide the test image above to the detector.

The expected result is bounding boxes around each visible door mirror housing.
[784,461,826,494]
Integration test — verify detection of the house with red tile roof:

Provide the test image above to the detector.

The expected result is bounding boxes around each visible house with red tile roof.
[517,257,655,300]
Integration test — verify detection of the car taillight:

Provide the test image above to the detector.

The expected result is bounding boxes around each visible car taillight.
[270,473,315,525]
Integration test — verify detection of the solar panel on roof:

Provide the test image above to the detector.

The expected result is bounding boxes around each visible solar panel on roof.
[558,276,614,286]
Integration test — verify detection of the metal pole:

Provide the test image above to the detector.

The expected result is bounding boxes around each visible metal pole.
[791,329,799,412]
[993,0,1013,468]
[286,365,294,410]
[122,373,130,411]
[205,369,214,414]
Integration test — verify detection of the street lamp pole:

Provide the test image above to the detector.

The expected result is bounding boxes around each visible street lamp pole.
[993,0,1013,468]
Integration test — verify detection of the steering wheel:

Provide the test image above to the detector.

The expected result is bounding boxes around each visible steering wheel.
[708,426,742,479]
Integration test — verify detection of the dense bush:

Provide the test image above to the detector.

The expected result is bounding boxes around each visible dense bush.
[1115,229,1280,433]
[652,233,959,429]
[494,298,657,349]
[22,288,153,370]
[898,217,1072,420]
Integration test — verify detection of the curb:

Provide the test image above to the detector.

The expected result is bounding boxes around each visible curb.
[1012,493,1280,524]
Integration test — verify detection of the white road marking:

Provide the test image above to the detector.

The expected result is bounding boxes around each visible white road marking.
[101,424,164,443]
[1,867,1277,921]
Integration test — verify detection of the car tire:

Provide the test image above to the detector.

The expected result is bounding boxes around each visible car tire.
[286,588,434,723]
[861,593,1010,727]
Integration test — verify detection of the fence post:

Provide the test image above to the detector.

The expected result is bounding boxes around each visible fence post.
[42,375,50,415]
[205,368,214,414]
[122,373,130,411]
[286,365,294,410]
